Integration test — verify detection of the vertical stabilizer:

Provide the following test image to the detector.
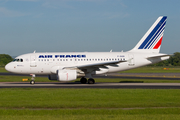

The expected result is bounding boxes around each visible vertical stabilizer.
[130,16,167,53]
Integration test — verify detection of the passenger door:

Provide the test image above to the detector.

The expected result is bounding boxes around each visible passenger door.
[30,55,37,67]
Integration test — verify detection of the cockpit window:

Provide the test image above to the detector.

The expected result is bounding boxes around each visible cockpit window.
[13,58,23,62]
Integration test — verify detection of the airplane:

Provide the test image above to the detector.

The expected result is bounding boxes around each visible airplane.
[5,16,170,85]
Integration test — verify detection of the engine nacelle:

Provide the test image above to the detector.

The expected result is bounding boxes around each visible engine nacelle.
[57,70,77,81]
[48,74,57,80]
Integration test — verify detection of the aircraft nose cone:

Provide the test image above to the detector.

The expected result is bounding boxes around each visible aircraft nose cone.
[5,63,12,72]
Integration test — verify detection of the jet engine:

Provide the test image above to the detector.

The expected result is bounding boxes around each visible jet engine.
[48,70,77,81]
[57,70,77,81]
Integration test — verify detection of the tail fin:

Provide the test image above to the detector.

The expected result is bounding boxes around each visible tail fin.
[130,16,167,53]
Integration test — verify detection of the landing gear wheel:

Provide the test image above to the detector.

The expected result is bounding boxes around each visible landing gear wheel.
[88,78,95,84]
[30,80,35,85]
[80,77,87,84]
[30,74,36,85]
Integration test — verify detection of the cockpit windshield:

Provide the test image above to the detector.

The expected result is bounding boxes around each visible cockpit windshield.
[13,58,23,62]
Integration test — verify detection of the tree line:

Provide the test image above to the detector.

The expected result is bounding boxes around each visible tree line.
[0,52,180,67]
[0,54,13,67]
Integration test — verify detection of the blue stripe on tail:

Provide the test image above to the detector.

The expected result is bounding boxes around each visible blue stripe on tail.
[138,16,167,49]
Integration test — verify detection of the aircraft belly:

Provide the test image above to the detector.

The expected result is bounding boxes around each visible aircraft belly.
[107,63,127,73]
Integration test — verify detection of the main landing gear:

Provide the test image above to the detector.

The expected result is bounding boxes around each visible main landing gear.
[80,77,95,84]
[30,74,35,85]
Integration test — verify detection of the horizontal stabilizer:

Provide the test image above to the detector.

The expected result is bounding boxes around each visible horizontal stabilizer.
[146,54,171,59]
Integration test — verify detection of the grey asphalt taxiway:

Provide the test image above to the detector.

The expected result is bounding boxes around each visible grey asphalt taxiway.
[1,82,180,89]
[1,72,180,89]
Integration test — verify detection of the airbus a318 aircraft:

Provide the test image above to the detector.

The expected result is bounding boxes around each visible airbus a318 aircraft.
[5,16,169,84]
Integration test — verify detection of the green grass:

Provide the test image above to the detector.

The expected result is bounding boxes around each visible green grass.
[0,108,180,120]
[0,89,179,108]
[0,67,8,72]
[0,75,51,82]
[0,89,180,120]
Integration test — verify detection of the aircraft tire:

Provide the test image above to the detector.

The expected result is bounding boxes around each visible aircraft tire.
[88,78,95,84]
[30,80,35,85]
[80,77,87,84]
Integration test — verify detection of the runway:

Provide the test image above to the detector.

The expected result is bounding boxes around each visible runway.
[1,82,180,89]
[1,72,180,89]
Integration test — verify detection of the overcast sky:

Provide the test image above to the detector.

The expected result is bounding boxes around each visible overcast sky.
[0,0,180,56]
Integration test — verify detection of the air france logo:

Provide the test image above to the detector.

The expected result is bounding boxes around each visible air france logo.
[39,55,86,58]
[39,55,53,58]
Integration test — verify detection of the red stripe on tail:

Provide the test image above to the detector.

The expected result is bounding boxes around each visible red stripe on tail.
[153,37,163,49]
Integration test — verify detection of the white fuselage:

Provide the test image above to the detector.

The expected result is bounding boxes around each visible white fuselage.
[5,52,169,75]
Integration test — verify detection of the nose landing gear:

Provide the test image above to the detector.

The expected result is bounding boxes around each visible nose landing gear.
[30,74,35,85]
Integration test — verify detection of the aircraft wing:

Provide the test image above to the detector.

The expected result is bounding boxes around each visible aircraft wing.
[64,60,127,70]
